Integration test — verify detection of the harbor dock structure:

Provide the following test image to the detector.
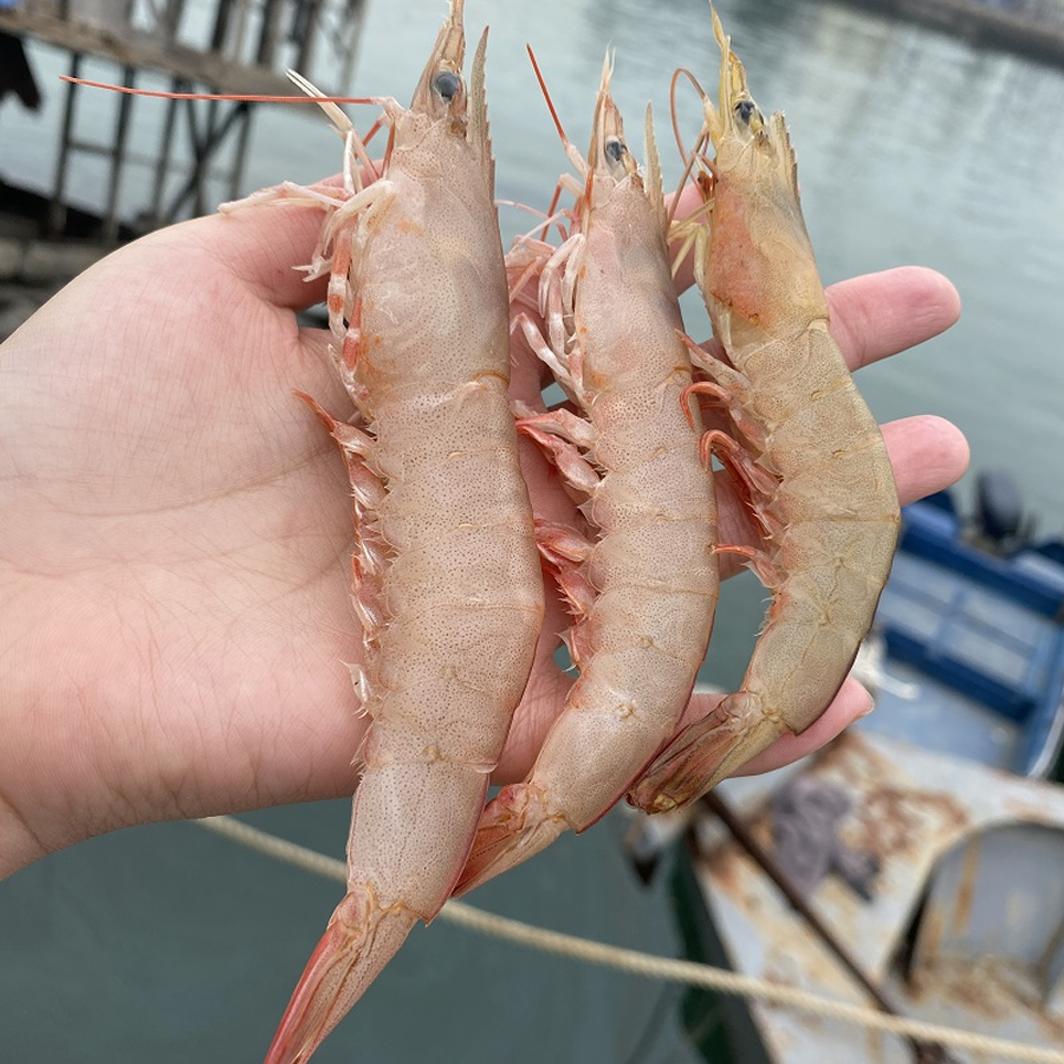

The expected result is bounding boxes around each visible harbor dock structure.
[850,0,1064,69]
[0,0,367,243]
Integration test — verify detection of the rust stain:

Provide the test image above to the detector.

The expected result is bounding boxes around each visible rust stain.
[810,731,895,785]
[846,785,968,861]
[750,816,775,852]
[1004,796,1064,824]
[702,844,745,898]
[952,835,982,936]
[919,899,947,966]
[908,954,1064,1041]
[702,851,859,995]
[864,1025,889,1064]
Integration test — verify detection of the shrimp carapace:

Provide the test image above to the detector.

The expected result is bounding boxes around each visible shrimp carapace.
[454,53,718,896]
[254,2,543,1060]
[629,8,899,814]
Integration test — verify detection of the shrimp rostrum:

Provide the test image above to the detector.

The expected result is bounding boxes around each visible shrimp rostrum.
[630,10,899,814]
[236,3,543,1060]
[455,55,719,895]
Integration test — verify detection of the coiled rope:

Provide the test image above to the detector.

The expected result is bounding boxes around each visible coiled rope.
[195,814,1064,1064]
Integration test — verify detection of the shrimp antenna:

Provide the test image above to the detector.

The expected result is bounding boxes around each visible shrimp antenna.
[666,128,713,229]
[525,44,570,148]
[669,67,706,169]
[582,48,615,215]
[665,66,713,229]
[525,44,579,242]
[58,75,377,106]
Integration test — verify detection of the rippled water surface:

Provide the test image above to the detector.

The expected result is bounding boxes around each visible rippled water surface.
[3,1,1064,1059]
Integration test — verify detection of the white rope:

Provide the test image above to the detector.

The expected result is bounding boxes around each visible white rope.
[194,814,1064,1064]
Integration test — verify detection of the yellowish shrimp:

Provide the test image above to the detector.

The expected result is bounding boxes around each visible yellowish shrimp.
[229,4,544,1060]
[629,9,899,814]
[454,54,718,895]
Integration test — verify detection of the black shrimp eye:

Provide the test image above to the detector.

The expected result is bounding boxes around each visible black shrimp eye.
[433,70,461,101]
[604,138,626,163]
[735,99,756,124]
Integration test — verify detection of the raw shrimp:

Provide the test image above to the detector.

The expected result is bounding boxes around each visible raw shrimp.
[629,9,899,814]
[454,55,718,895]
[232,3,543,1060]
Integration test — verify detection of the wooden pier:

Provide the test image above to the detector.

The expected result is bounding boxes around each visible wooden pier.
[0,0,366,338]
[0,0,366,243]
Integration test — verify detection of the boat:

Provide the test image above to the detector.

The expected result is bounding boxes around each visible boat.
[641,475,1064,1062]
[859,481,1064,778]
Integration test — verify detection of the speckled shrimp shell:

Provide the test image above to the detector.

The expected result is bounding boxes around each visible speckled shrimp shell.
[454,55,719,896]
[233,4,543,1060]
[630,11,899,814]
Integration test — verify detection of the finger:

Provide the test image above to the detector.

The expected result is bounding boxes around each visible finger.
[881,414,970,505]
[494,644,573,785]
[509,329,551,407]
[669,188,962,367]
[685,267,960,375]
[827,267,961,371]
[732,676,874,777]
[151,173,353,312]
[715,414,970,580]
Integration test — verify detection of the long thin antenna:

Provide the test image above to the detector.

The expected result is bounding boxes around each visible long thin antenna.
[525,45,568,147]
[669,67,706,168]
[58,76,376,106]
[524,45,578,242]
[666,128,710,229]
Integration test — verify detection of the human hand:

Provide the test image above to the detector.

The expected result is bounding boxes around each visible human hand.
[0,201,378,874]
[0,190,966,878]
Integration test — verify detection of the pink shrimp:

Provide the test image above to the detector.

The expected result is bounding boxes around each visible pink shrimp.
[219,3,543,1060]
[629,9,899,814]
[453,54,719,895]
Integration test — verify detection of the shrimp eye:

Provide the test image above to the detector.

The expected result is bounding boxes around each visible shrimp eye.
[433,70,461,101]
[604,138,626,163]
[735,100,756,124]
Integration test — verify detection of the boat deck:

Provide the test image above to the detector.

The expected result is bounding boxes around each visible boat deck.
[701,733,1064,1063]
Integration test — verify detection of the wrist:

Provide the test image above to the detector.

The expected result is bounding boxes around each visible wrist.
[0,788,47,879]
[0,573,100,878]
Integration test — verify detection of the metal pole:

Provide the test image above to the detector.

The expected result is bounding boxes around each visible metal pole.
[200,98,219,216]
[48,52,81,238]
[102,63,135,243]
[163,0,187,42]
[295,0,323,73]
[180,94,209,218]
[338,0,368,93]
[228,103,252,201]
[181,96,199,221]
[209,0,234,53]
[151,76,183,226]
[229,0,252,62]
[166,101,245,220]
[256,0,283,66]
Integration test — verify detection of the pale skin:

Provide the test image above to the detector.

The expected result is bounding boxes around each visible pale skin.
[0,189,968,880]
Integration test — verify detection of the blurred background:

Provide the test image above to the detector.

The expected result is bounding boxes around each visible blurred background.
[3,0,1064,1060]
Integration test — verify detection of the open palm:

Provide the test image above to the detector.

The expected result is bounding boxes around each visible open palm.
[0,195,967,874]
